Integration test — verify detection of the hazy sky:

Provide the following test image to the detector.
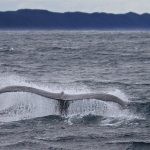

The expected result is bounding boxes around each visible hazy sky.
[0,0,150,14]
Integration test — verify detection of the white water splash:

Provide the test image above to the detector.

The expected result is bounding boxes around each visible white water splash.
[0,74,140,123]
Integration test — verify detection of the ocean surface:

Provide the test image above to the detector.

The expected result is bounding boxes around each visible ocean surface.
[0,31,149,150]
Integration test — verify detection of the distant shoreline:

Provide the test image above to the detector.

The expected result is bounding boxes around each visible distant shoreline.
[0,9,150,30]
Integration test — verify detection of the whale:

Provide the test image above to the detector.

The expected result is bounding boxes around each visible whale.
[0,86,128,114]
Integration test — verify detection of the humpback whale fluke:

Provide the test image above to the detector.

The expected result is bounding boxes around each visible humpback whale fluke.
[0,86,128,114]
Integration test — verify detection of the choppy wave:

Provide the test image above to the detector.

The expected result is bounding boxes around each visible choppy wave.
[0,138,149,150]
[0,31,150,150]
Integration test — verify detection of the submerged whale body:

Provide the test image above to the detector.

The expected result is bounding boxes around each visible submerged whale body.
[0,86,128,115]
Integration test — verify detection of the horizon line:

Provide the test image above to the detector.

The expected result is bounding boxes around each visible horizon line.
[0,8,150,15]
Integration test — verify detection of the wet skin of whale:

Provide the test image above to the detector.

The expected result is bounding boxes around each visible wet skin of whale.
[0,86,128,115]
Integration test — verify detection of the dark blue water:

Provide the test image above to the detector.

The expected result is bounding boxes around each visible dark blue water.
[0,31,149,150]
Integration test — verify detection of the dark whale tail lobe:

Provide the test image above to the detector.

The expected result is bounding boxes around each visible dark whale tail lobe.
[0,86,128,114]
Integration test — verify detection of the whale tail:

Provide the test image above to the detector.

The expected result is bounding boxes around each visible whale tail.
[0,86,128,114]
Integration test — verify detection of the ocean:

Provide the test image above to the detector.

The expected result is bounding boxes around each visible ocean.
[0,31,149,150]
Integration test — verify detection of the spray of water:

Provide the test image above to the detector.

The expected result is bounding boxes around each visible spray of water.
[0,74,140,123]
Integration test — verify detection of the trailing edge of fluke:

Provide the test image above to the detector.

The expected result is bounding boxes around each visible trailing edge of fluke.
[0,86,128,108]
